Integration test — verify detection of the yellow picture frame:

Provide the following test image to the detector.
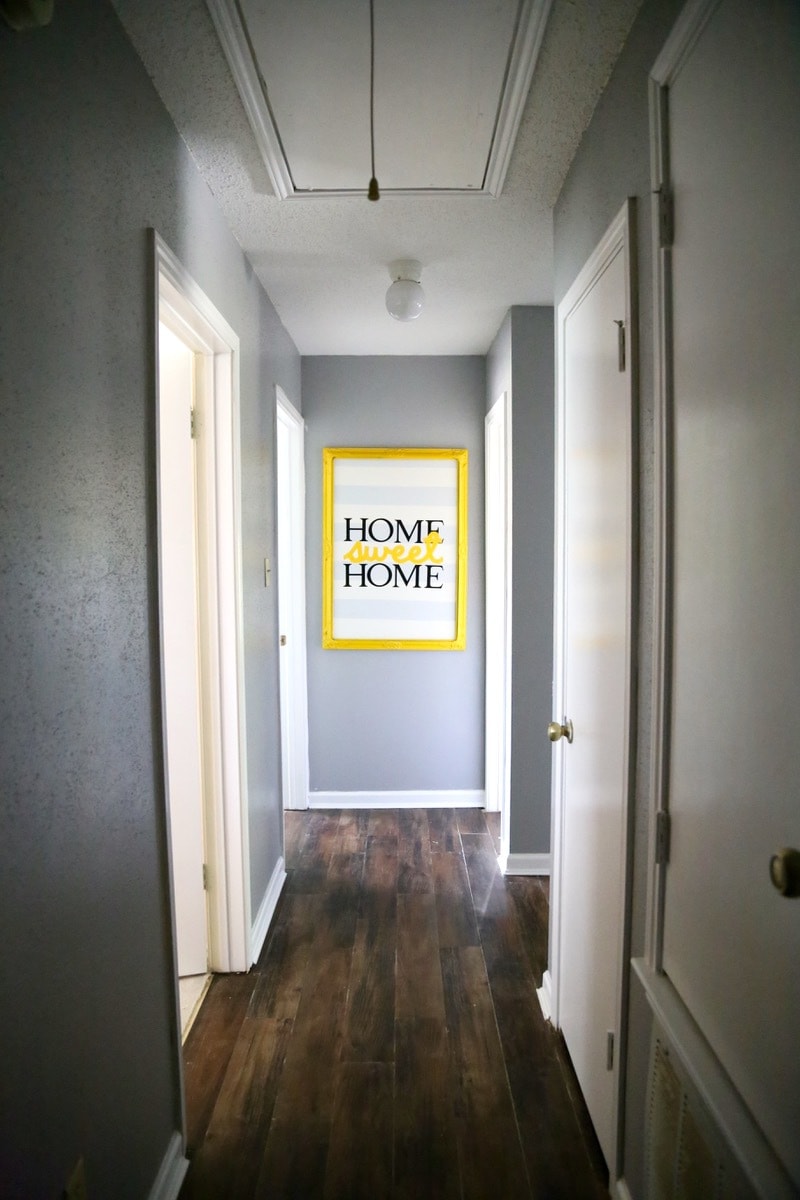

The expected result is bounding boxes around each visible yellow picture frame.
[322,447,468,650]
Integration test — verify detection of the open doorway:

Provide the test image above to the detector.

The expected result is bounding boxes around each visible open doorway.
[155,234,252,1057]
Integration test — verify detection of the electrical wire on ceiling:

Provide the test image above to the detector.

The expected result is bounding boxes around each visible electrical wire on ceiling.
[367,0,380,200]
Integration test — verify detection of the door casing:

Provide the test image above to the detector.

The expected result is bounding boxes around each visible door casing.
[276,386,310,812]
[155,232,251,993]
[485,391,512,861]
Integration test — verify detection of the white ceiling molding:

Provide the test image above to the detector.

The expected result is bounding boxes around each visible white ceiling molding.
[206,0,293,198]
[484,0,553,197]
[206,0,553,200]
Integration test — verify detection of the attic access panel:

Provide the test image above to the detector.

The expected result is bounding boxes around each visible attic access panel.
[207,0,552,198]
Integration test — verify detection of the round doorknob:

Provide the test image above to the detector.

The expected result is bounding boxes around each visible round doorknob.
[547,719,574,744]
[769,847,800,897]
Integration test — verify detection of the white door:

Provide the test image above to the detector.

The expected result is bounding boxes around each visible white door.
[485,393,511,849]
[158,321,208,978]
[276,389,309,812]
[658,0,800,1185]
[552,203,634,1172]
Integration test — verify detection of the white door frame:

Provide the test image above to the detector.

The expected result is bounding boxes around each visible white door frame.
[276,386,310,812]
[484,392,512,861]
[155,232,251,986]
[545,201,637,1179]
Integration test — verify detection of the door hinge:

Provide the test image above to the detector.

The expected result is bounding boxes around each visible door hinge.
[656,186,674,248]
[615,319,626,372]
[606,1031,615,1071]
[190,407,198,439]
[202,863,209,891]
[655,810,671,866]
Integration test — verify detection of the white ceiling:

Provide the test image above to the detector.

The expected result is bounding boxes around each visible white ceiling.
[113,0,644,356]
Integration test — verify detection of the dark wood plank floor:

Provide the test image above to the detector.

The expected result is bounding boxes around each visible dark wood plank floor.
[180,809,608,1199]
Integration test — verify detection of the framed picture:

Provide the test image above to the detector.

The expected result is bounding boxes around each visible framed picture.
[322,447,468,650]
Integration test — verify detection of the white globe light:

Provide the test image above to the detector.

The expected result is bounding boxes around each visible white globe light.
[385,259,424,322]
[386,278,425,321]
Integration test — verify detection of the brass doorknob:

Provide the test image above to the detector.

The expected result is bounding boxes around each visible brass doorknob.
[547,719,574,744]
[769,847,800,897]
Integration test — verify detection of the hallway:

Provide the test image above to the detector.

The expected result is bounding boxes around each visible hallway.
[179,809,607,1199]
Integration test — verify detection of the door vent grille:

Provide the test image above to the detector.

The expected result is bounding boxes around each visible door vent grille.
[645,1029,755,1200]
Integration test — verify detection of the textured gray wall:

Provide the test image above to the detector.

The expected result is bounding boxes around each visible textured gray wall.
[552,0,684,1192]
[486,308,555,855]
[302,357,485,793]
[0,3,297,1195]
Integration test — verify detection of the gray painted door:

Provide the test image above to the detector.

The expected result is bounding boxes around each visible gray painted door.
[661,0,800,1185]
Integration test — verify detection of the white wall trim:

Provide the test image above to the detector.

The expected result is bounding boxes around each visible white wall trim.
[308,790,485,810]
[146,1132,188,1200]
[537,969,553,1022]
[250,855,287,965]
[275,387,310,813]
[500,852,550,876]
[612,1177,634,1200]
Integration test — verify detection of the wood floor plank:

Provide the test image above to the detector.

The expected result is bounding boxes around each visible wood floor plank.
[507,876,550,987]
[248,893,321,1020]
[287,811,343,894]
[254,1116,330,1200]
[397,807,434,894]
[396,893,446,1024]
[360,834,398,929]
[432,849,480,949]
[426,807,460,854]
[323,1062,394,1200]
[441,945,532,1200]
[454,807,487,835]
[394,1018,461,1200]
[341,915,396,1063]
[484,810,501,854]
[283,811,307,868]
[336,809,370,852]
[182,972,255,1153]
[263,942,352,1132]
[182,1015,292,1200]
[460,830,501,917]
[367,808,399,842]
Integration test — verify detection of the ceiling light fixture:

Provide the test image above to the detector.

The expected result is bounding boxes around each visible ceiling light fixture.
[386,260,425,322]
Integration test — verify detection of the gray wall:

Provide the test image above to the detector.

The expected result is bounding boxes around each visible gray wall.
[0,3,297,1195]
[486,307,554,854]
[302,357,485,794]
[552,0,685,1193]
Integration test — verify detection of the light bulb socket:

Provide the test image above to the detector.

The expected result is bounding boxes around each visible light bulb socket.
[367,176,380,201]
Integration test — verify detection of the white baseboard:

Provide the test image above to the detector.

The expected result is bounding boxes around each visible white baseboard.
[500,852,551,876]
[537,969,553,1023]
[147,1132,188,1200]
[250,855,286,965]
[307,789,486,810]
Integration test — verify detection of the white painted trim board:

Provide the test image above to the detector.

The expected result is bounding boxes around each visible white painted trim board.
[147,1132,188,1200]
[308,790,485,810]
[500,852,550,876]
[250,855,287,965]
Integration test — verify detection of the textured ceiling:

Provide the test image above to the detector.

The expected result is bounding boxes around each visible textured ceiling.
[113,0,643,355]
